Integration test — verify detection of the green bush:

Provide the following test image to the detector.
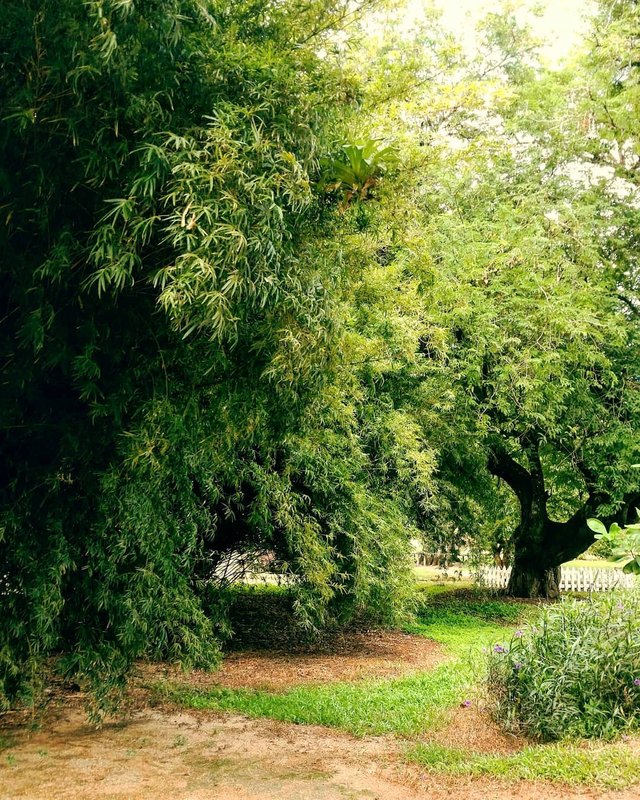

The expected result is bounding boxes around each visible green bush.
[0,0,420,715]
[585,537,615,560]
[486,592,640,740]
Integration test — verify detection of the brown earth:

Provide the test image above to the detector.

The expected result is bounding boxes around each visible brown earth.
[427,704,523,755]
[141,630,446,692]
[1,705,638,800]
[1,633,637,800]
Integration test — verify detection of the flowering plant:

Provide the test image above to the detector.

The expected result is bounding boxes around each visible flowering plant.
[486,592,640,740]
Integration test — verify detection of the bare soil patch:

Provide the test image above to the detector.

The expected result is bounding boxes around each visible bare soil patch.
[1,705,638,800]
[428,704,523,755]
[141,630,446,692]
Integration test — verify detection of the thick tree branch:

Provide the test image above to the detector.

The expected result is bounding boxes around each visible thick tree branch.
[545,489,640,566]
[618,293,640,319]
[487,442,531,500]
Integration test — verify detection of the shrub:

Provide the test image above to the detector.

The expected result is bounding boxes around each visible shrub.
[0,0,420,715]
[486,591,640,740]
[585,537,615,560]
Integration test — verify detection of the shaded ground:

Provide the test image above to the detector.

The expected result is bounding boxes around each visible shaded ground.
[142,630,445,692]
[2,705,638,800]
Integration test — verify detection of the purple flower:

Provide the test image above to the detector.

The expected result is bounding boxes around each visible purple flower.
[514,630,523,638]
[493,644,506,654]
[633,678,640,686]
[514,663,523,671]
[460,699,472,708]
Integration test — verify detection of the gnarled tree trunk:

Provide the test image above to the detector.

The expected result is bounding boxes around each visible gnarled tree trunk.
[488,439,636,599]
[506,561,560,599]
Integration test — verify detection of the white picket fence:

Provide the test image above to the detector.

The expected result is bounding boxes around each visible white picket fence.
[479,565,636,592]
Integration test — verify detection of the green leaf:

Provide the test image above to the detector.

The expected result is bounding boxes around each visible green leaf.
[586,519,607,536]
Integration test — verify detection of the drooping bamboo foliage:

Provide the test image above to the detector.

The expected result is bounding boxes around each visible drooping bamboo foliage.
[0,0,422,712]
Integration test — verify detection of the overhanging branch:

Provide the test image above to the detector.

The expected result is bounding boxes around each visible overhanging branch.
[487,443,532,500]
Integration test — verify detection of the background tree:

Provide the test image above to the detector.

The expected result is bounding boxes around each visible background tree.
[353,2,640,597]
[425,8,640,596]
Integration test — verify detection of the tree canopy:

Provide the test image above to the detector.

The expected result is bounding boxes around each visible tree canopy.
[346,0,640,595]
[2,0,640,712]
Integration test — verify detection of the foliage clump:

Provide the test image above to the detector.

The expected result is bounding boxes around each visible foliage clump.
[487,592,640,740]
[0,0,419,715]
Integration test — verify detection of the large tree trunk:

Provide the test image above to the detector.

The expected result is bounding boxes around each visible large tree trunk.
[488,437,640,598]
[487,439,633,599]
[489,441,557,598]
[507,559,561,599]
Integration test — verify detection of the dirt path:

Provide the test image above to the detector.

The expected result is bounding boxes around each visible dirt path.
[1,706,637,800]
[1,635,637,800]
[143,631,445,692]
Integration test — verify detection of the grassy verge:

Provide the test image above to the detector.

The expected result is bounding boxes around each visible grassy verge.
[408,741,640,790]
[153,589,639,789]
[156,589,528,737]
[408,588,533,653]
[161,666,468,736]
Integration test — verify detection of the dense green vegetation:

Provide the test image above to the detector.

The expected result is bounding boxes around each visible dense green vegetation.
[1,0,640,714]
[487,592,640,740]
[163,588,640,789]
[0,0,424,713]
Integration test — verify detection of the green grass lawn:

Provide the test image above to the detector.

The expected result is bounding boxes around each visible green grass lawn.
[159,589,518,736]
[409,741,639,790]
[159,586,640,789]
[413,564,473,585]
[561,558,619,570]
[166,666,470,736]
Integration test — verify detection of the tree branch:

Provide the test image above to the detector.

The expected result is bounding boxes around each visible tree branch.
[487,442,531,499]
